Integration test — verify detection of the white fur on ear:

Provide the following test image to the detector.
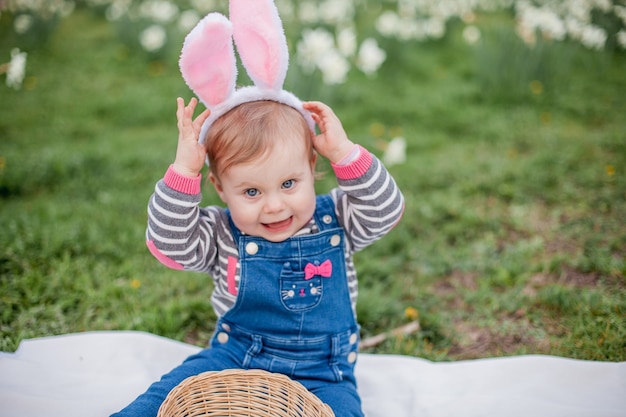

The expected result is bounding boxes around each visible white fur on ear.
[229,0,289,91]
[179,13,236,107]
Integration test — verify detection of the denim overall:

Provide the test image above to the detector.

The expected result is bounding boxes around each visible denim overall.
[112,195,363,417]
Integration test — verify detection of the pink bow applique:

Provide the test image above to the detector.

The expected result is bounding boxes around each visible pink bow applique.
[304,260,332,280]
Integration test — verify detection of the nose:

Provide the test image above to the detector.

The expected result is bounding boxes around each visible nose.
[263,193,285,214]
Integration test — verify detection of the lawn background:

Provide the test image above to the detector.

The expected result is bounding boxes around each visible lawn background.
[1,5,625,361]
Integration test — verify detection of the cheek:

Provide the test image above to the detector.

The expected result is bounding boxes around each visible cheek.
[297,189,317,219]
[228,206,256,230]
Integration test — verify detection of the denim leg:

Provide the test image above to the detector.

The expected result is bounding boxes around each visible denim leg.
[110,347,236,417]
[302,379,364,417]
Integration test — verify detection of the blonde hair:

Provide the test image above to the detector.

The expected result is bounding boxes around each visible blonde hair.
[204,101,315,178]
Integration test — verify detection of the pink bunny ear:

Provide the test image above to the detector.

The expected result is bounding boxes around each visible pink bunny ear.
[229,0,288,91]
[179,13,237,107]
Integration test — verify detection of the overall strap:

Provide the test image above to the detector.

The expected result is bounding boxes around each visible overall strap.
[225,209,242,245]
[313,194,340,231]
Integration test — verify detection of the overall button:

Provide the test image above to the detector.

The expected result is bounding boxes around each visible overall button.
[349,333,358,345]
[322,215,333,224]
[330,235,341,247]
[221,323,231,332]
[347,352,357,363]
[217,332,229,344]
[245,242,259,255]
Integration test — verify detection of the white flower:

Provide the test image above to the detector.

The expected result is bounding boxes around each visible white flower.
[139,0,178,24]
[298,1,319,24]
[398,19,423,41]
[319,0,354,26]
[317,49,349,85]
[383,137,407,167]
[337,27,357,57]
[357,38,386,75]
[580,25,606,50]
[423,17,446,39]
[13,14,34,34]
[6,48,27,90]
[398,0,417,19]
[178,9,200,32]
[463,25,481,44]
[540,11,566,41]
[297,28,335,73]
[139,24,167,52]
[376,11,400,38]
[517,4,566,42]
[565,16,584,40]
[106,0,131,22]
[190,0,218,14]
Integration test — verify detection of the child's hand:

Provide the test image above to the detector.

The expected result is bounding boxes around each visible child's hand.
[173,97,211,177]
[303,101,355,164]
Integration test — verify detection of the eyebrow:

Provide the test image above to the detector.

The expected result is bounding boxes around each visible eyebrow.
[232,170,307,189]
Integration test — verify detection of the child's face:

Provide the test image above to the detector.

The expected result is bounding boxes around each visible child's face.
[210,134,317,242]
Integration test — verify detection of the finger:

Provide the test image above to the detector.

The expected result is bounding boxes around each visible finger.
[309,112,322,127]
[193,108,211,130]
[184,98,197,118]
[176,97,185,117]
[303,100,324,108]
[176,98,186,129]
[198,108,211,123]
[303,101,329,114]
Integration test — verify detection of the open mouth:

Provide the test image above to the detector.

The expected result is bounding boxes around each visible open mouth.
[262,217,293,231]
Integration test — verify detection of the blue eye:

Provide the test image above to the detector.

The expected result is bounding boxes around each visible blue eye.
[245,188,259,197]
[282,179,294,189]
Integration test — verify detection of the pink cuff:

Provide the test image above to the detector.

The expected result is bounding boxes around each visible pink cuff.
[164,165,202,194]
[331,145,373,180]
[146,240,184,270]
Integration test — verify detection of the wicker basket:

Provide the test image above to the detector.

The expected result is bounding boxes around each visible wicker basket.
[157,369,335,417]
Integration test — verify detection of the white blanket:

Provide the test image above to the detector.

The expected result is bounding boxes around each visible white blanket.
[0,331,624,417]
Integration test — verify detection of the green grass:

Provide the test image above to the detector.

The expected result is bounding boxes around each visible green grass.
[1,10,624,361]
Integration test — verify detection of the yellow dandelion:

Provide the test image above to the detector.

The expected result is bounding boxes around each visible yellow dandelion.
[540,112,552,125]
[404,306,419,321]
[605,164,615,177]
[148,61,165,77]
[529,80,543,95]
[131,278,141,289]
[374,139,388,152]
[389,126,404,137]
[369,122,385,138]
[24,76,37,91]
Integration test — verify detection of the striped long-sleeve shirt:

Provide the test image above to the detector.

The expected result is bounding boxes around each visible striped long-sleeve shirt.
[146,145,404,318]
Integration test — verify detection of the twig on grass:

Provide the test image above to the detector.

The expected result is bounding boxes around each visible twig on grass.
[359,321,421,349]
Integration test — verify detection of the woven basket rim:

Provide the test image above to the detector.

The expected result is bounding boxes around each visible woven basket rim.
[157,368,335,417]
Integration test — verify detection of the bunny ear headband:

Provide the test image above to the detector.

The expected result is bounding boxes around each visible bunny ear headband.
[179,0,316,153]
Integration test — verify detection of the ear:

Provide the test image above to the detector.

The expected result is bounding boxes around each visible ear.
[179,13,237,107]
[208,171,226,201]
[229,0,288,90]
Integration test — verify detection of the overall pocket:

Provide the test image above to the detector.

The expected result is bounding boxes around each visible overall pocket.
[279,264,325,311]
